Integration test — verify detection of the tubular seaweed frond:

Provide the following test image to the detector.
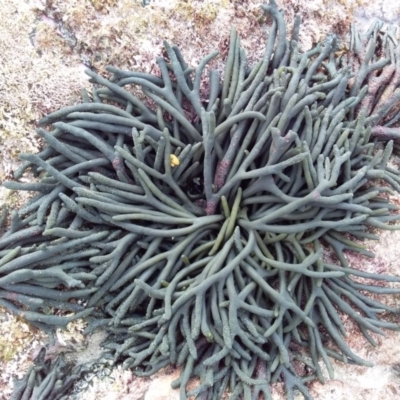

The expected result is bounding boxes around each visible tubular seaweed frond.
[3,1,400,399]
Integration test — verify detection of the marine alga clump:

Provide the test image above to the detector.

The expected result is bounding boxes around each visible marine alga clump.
[2,1,400,399]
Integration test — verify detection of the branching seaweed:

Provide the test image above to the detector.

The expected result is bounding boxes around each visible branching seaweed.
[3,1,400,399]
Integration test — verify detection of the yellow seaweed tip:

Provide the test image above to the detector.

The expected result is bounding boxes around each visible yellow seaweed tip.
[170,154,180,167]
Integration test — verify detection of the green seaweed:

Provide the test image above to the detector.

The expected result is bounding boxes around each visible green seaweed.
[3,1,400,399]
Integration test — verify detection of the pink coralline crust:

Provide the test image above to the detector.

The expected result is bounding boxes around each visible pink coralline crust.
[112,157,129,178]
[213,159,231,191]
[371,126,388,138]
[112,157,122,170]
[313,191,321,201]
[371,126,400,141]
[205,198,218,216]
[194,199,207,209]
[358,65,396,114]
